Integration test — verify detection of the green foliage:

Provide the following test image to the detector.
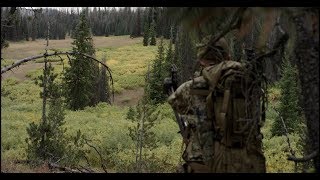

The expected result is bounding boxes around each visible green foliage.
[261,85,312,173]
[145,37,167,104]
[95,42,159,93]
[1,59,15,68]
[263,133,301,172]
[1,78,19,96]
[26,62,68,163]
[271,58,302,136]
[149,20,156,46]
[63,11,98,110]
[98,57,111,103]
[1,36,180,172]
[163,36,174,77]
[126,106,135,121]
[143,19,149,46]
[295,122,315,172]
[174,27,197,84]
[127,97,178,172]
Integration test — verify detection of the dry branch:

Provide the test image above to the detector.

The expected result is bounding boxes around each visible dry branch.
[1,51,114,102]
[288,150,319,163]
[203,7,247,56]
[48,162,83,173]
[84,138,108,173]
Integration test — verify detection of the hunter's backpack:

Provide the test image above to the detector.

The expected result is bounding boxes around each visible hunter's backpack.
[201,60,262,149]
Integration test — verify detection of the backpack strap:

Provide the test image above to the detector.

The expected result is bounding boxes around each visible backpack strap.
[189,89,211,96]
[215,88,231,145]
[213,76,233,147]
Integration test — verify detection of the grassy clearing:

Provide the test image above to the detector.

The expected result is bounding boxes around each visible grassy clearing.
[2,75,301,172]
[2,35,143,60]
[1,36,178,172]
[97,42,162,93]
[1,36,303,173]
[1,90,181,172]
[3,36,169,94]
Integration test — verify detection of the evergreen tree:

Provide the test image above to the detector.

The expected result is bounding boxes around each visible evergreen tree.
[149,20,156,46]
[143,18,149,46]
[146,37,166,104]
[99,57,111,103]
[174,27,197,85]
[131,8,142,38]
[163,31,174,78]
[63,11,97,110]
[31,14,38,41]
[271,58,302,136]
[26,63,67,162]
[126,106,136,121]
[127,84,158,172]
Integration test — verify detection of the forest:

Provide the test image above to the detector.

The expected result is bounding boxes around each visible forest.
[1,7,319,173]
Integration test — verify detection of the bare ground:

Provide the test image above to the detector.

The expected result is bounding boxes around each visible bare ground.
[113,87,144,107]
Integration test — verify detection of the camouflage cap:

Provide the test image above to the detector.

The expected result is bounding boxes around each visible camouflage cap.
[196,35,230,61]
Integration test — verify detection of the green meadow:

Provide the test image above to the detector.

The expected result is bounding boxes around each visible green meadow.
[1,36,302,172]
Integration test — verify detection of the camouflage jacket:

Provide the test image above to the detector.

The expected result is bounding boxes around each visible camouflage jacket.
[168,76,214,164]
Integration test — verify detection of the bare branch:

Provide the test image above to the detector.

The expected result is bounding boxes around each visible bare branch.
[48,162,82,173]
[252,31,289,62]
[83,138,108,173]
[1,51,115,104]
[1,52,111,74]
[253,49,278,62]
[272,106,296,158]
[288,150,319,163]
[201,7,248,58]
[79,165,96,173]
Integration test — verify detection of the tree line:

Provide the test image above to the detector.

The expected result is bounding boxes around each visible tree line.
[1,7,176,43]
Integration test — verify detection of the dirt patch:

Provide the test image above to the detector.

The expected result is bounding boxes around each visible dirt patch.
[113,87,144,107]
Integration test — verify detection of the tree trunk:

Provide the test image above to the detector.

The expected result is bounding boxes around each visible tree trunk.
[292,8,319,172]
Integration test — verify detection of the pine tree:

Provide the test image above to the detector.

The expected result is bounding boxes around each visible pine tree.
[143,18,149,46]
[127,94,158,172]
[146,37,166,104]
[63,11,97,110]
[149,20,156,46]
[174,26,197,84]
[30,10,40,41]
[126,106,136,121]
[99,57,111,103]
[26,63,67,162]
[131,8,142,38]
[163,28,174,77]
[271,58,302,136]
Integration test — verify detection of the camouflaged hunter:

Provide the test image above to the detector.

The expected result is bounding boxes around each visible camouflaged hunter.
[168,36,266,173]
